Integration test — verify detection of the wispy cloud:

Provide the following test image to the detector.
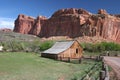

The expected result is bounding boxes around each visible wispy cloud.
[0,17,15,29]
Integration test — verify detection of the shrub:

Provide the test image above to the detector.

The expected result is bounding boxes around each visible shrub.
[1,40,42,53]
[39,41,54,51]
[81,42,120,52]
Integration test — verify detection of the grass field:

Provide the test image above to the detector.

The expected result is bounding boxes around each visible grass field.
[0,52,98,80]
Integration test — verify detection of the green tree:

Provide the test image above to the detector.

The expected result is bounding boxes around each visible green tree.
[39,41,54,51]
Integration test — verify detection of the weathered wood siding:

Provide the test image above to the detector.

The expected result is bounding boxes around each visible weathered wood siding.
[58,41,83,59]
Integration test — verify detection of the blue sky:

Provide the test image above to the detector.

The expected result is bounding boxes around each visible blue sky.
[0,0,120,29]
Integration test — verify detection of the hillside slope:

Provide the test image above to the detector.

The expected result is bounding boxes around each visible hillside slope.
[0,31,40,42]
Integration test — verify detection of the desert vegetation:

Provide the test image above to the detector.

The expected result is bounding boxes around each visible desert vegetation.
[1,39,120,57]
[81,42,120,52]
[0,40,54,53]
[0,31,120,54]
[0,31,55,53]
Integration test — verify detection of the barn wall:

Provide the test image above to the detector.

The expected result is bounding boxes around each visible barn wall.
[70,41,83,58]
[58,41,83,59]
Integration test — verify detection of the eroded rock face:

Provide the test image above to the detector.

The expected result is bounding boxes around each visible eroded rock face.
[40,8,92,37]
[98,9,108,15]
[14,8,120,43]
[14,14,35,34]
[14,14,47,35]
[101,17,120,43]
[31,16,47,35]
[51,8,91,17]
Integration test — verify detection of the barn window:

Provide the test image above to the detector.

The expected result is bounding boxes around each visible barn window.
[76,48,78,54]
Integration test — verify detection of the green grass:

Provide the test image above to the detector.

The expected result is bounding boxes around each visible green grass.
[0,52,97,80]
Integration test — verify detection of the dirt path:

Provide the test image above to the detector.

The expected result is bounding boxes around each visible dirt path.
[104,57,120,80]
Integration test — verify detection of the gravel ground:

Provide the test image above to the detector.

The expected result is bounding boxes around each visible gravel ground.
[104,57,120,80]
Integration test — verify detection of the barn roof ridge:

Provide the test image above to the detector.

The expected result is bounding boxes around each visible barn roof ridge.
[56,40,76,42]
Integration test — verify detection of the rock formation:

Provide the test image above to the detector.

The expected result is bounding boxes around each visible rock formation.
[14,8,120,43]
[14,14,47,35]
[0,28,12,32]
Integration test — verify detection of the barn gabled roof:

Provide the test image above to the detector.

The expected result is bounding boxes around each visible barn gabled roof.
[42,40,75,54]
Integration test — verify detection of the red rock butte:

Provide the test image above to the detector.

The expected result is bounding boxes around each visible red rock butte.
[13,8,120,43]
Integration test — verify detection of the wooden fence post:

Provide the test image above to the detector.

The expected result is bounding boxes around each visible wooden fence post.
[79,58,82,64]
[96,56,99,61]
[102,62,105,71]
[115,53,118,56]
[104,64,107,76]
[68,57,70,62]
[100,61,110,80]
[108,53,110,56]
[100,70,105,80]
[101,56,103,61]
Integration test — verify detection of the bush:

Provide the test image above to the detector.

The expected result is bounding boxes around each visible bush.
[0,40,55,53]
[1,40,42,53]
[39,41,54,51]
[81,42,120,52]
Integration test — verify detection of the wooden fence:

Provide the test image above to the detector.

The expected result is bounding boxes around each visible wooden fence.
[58,57,82,64]
[57,55,110,80]
[79,62,102,80]
[100,61,110,80]
[83,55,103,61]
[78,58,110,80]
[100,51,120,57]
[57,55,103,64]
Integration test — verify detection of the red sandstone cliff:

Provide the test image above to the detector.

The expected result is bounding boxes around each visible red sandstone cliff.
[13,8,120,43]
[14,14,47,35]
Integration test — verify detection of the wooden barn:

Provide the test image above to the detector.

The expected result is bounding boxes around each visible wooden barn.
[41,40,83,60]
